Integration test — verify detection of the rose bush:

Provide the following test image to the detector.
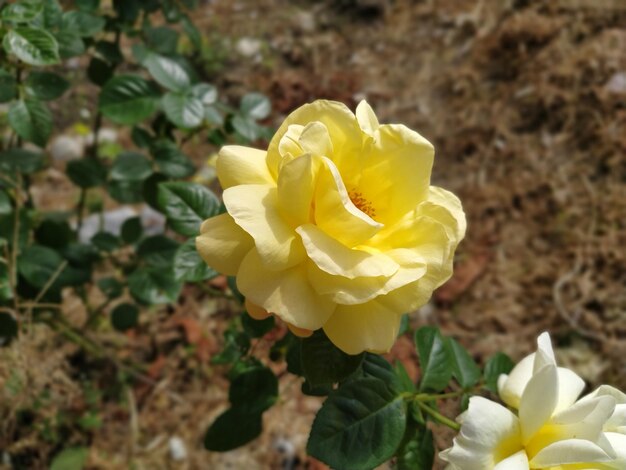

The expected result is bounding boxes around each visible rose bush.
[196,100,465,354]
[440,332,626,469]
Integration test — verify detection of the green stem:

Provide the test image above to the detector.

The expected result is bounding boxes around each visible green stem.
[416,401,461,431]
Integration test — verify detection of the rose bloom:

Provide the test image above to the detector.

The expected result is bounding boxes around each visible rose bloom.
[196,100,465,354]
[440,333,626,469]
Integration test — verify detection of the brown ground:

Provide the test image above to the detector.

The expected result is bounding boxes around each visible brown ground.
[1,0,626,469]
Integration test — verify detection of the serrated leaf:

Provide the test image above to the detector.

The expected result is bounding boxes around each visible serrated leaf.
[96,277,123,298]
[240,92,271,120]
[109,152,153,181]
[162,91,204,128]
[67,159,106,188]
[121,216,142,244]
[91,232,120,252]
[0,69,17,103]
[3,27,60,66]
[18,245,89,291]
[137,235,179,267]
[229,366,278,413]
[144,26,179,55]
[415,326,452,392]
[396,427,434,470]
[144,53,190,92]
[301,330,364,386]
[231,114,261,141]
[99,75,160,125]
[110,303,139,332]
[61,11,105,37]
[34,218,73,249]
[0,149,44,174]
[204,407,262,451]
[8,99,52,147]
[483,352,515,393]
[173,239,218,282]
[157,182,219,236]
[192,83,217,105]
[54,31,84,58]
[308,378,407,470]
[1,3,43,23]
[128,268,182,305]
[447,338,481,389]
[108,180,144,204]
[151,140,195,178]
[25,71,70,101]
[87,57,113,87]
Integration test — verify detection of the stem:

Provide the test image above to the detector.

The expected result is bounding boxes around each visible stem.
[76,188,86,234]
[9,173,22,309]
[33,261,67,304]
[416,401,461,431]
[84,297,113,329]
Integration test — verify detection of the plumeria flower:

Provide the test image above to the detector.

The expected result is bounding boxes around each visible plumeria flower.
[440,333,625,469]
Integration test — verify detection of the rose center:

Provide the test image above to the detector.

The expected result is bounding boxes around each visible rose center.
[349,190,376,218]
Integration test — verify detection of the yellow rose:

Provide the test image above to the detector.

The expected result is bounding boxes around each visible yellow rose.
[196,100,465,354]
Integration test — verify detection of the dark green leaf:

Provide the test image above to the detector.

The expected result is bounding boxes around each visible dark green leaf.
[144,53,190,92]
[204,407,262,451]
[121,217,142,244]
[358,353,400,391]
[94,41,123,65]
[394,361,417,393]
[162,91,204,129]
[25,71,70,101]
[157,182,219,236]
[0,312,18,342]
[3,27,60,66]
[18,245,89,291]
[231,115,261,141]
[240,92,271,120]
[204,105,224,126]
[136,235,179,268]
[415,326,452,392]
[229,366,278,413]
[67,159,106,188]
[87,57,113,87]
[131,127,152,149]
[308,378,407,470]
[0,69,17,103]
[447,338,481,389]
[76,0,100,12]
[142,172,169,209]
[110,303,139,331]
[43,0,63,28]
[35,218,73,249]
[302,381,333,397]
[113,0,140,23]
[144,26,179,55]
[109,152,153,181]
[483,352,515,393]
[398,313,410,336]
[99,75,160,125]
[0,149,44,174]
[97,277,123,299]
[192,83,217,105]
[241,312,275,339]
[62,243,100,268]
[91,232,120,252]
[301,330,364,386]
[1,3,43,23]
[128,268,182,305]
[108,180,144,203]
[54,31,84,58]
[61,11,105,37]
[151,141,194,178]
[0,190,12,215]
[396,427,434,470]
[173,239,218,282]
[8,99,52,147]
[50,446,88,470]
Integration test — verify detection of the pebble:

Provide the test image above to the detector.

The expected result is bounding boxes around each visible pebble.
[605,71,626,94]
[236,37,262,58]
[49,135,84,162]
[168,436,187,461]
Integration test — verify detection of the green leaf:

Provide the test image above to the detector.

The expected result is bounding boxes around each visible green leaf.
[240,92,271,120]
[131,127,152,149]
[87,57,113,87]
[50,446,88,470]
[0,312,18,341]
[241,312,275,339]
[1,3,43,23]
[301,330,364,386]
[162,91,204,128]
[8,99,52,147]
[204,407,262,451]
[173,239,218,282]
[99,75,160,125]
[308,378,407,470]
[108,180,144,204]
[128,268,182,305]
[18,245,89,291]
[157,182,219,236]
[34,218,73,249]
[396,427,434,470]
[142,172,169,210]
[231,115,261,141]
[415,326,452,392]
[91,232,120,252]
[76,0,100,11]
[61,11,105,37]
[302,380,333,397]
[121,217,142,244]
[151,141,194,178]
[94,41,123,65]
[55,31,84,58]
[229,366,278,413]
[144,26,179,55]
[136,235,179,268]
[0,190,12,216]
[3,28,60,66]
[0,149,44,174]
[144,53,190,92]
[110,303,139,332]
[483,352,515,393]
[62,243,100,268]
[181,14,202,49]
[394,361,417,393]
[97,277,123,299]
[25,71,70,101]
[192,83,217,105]
[447,338,481,389]
[67,159,106,188]
[0,69,17,103]
[43,0,63,28]
[109,152,153,181]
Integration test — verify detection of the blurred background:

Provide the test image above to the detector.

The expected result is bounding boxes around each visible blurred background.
[1,0,625,468]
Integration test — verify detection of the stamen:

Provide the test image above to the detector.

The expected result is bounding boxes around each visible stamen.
[349,190,376,218]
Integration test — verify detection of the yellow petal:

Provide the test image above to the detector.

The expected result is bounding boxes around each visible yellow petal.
[296,223,398,279]
[298,121,334,157]
[355,100,379,137]
[277,154,320,227]
[195,213,254,275]
[267,100,362,178]
[287,323,313,338]
[236,249,335,331]
[216,145,274,189]
[307,249,427,305]
[355,123,434,224]
[423,186,466,241]
[245,299,272,320]
[223,184,306,270]
[314,157,382,247]
[277,124,305,161]
[323,300,402,355]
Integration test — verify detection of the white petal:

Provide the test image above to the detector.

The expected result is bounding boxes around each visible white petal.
[533,332,556,373]
[499,354,535,409]
[494,450,529,470]
[554,367,586,413]
[529,439,615,467]
[520,363,558,443]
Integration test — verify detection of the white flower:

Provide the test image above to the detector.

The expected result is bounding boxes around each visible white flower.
[440,333,624,469]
